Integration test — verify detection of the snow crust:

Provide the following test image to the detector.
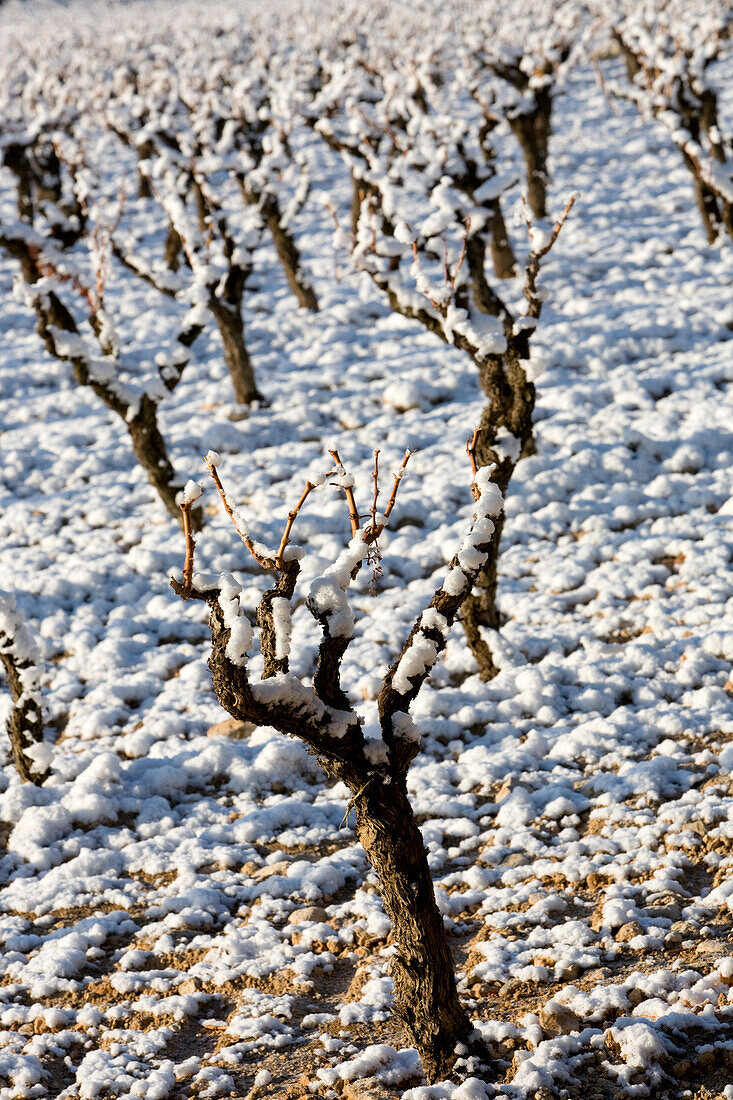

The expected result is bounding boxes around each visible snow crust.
[308,533,369,638]
[0,1,731,1097]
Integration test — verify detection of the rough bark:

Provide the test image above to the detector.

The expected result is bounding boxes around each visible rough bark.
[612,30,641,83]
[358,226,538,683]
[509,90,552,220]
[205,600,472,1082]
[209,298,263,405]
[164,223,183,271]
[684,154,722,244]
[353,778,472,1081]
[676,89,729,243]
[3,142,35,223]
[39,289,197,528]
[137,139,155,198]
[0,648,45,785]
[2,140,83,246]
[701,91,733,239]
[613,30,732,243]
[203,660,477,1084]
[461,342,536,681]
[314,100,563,683]
[172,470,504,1083]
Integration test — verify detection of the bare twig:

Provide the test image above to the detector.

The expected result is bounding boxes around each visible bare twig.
[592,57,620,118]
[466,428,481,478]
[329,448,361,535]
[541,193,576,256]
[382,449,414,525]
[369,449,380,532]
[26,243,96,314]
[275,468,335,568]
[523,194,576,319]
[205,456,275,570]
[181,501,196,593]
[168,443,499,1081]
[523,193,576,258]
[339,777,375,828]
[449,218,470,290]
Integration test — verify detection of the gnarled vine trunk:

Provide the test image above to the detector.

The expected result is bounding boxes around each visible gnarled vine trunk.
[0,598,47,785]
[461,343,536,680]
[240,183,319,312]
[683,151,725,244]
[127,396,187,525]
[172,458,504,1084]
[261,199,319,312]
[353,777,471,1081]
[0,231,201,530]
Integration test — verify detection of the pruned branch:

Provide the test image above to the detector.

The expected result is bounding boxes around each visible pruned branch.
[522,192,576,320]
[378,462,503,771]
[466,427,481,480]
[204,455,277,571]
[168,447,503,1080]
[381,449,414,528]
[328,449,361,536]
[275,467,336,568]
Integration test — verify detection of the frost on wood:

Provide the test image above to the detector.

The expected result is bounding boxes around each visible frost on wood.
[0,222,203,529]
[471,1,589,219]
[303,21,578,677]
[313,41,575,677]
[0,1,731,1094]
[170,452,503,1082]
[609,0,733,242]
[123,156,264,407]
[0,595,48,785]
[101,38,319,408]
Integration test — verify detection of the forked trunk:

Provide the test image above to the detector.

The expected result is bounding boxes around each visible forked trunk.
[176,451,504,1085]
[352,776,472,1082]
[209,300,263,405]
[205,605,476,1082]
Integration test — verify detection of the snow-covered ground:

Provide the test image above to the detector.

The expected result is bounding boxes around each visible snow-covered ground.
[1,2,732,1097]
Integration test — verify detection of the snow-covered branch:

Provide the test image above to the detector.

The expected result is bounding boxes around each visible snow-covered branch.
[609,0,733,241]
[170,447,491,777]
[0,219,203,526]
[0,595,48,785]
